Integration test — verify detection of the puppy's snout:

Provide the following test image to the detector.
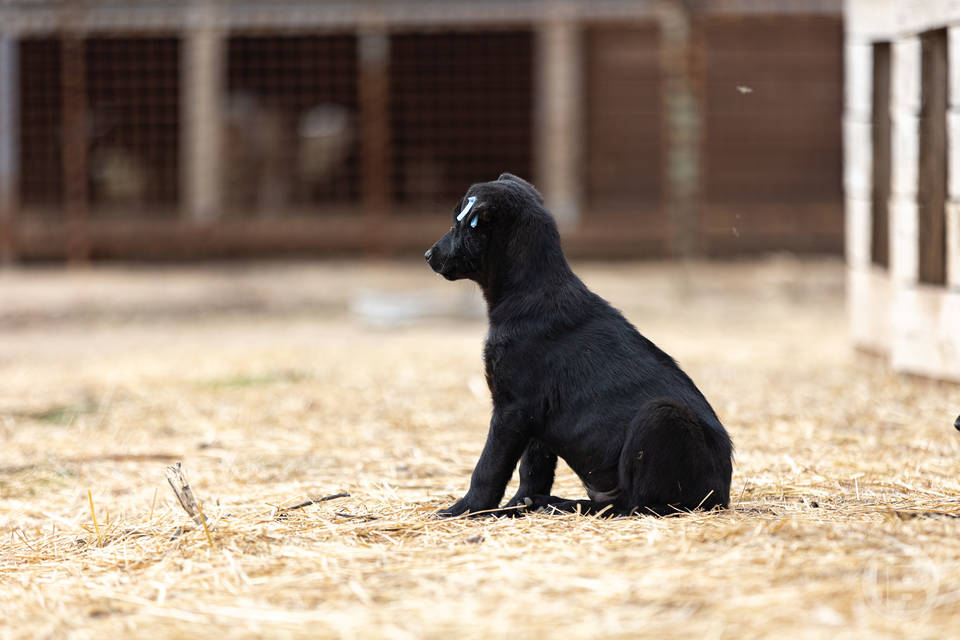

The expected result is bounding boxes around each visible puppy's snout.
[424,248,433,262]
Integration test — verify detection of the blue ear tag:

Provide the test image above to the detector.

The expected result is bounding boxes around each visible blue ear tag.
[470,214,478,228]
[457,196,477,222]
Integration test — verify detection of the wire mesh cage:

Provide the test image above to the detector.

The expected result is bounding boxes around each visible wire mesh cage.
[3,2,845,261]
[86,36,180,216]
[225,34,360,215]
[18,36,181,218]
[18,38,63,214]
[389,30,534,208]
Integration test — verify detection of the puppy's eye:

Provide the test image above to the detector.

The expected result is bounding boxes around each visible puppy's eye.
[470,215,478,228]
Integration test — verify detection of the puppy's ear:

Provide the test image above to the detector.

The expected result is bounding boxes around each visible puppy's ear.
[497,172,544,204]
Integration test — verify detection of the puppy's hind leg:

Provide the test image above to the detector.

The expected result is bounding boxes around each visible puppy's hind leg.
[502,439,558,513]
[616,398,732,515]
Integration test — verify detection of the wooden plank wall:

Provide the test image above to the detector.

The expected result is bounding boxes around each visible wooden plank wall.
[700,14,844,254]
[584,24,663,215]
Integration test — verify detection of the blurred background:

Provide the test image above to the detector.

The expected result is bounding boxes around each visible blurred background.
[0,0,844,263]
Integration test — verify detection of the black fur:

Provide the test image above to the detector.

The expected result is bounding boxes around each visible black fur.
[425,174,733,517]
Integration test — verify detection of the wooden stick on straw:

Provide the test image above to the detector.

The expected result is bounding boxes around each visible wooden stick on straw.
[164,462,215,531]
[277,492,350,516]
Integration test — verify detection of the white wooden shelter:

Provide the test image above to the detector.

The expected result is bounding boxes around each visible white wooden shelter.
[845,0,960,381]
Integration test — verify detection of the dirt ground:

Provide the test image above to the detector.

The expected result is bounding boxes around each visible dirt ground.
[1,257,959,639]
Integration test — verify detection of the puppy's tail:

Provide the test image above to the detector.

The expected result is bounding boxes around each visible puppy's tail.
[617,397,732,515]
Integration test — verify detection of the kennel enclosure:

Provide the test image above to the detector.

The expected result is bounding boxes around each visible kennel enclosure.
[0,0,842,261]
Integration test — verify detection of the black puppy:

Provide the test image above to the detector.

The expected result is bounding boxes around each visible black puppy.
[425,174,733,517]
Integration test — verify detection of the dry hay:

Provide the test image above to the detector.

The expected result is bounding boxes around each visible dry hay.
[1,258,959,639]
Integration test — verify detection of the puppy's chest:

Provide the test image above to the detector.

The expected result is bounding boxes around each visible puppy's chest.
[482,335,545,398]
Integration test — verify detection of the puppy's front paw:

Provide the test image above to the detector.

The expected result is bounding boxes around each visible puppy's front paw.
[437,493,509,518]
[437,498,474,518]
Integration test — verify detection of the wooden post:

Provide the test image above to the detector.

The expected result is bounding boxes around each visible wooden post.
[0,35,17,264]
[845,37,892,355]
[61,35,90,262]
[358,29,391,225]
[535,16,582,229]
[843,41,873,270]
[659,1,701,261]
[948,26,960,289]
[889,36,921,286]
[183,7,223,223]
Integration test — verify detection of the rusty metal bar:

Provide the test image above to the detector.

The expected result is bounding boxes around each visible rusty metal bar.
[359,29,392,254]
[359,30,391,221]
[13,206,840,261]
[0,1,667,36]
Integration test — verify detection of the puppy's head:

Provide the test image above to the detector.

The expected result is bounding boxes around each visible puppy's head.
[425,173,550,283]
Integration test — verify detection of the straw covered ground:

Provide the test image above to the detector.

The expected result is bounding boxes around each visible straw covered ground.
[1,258,959,639]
